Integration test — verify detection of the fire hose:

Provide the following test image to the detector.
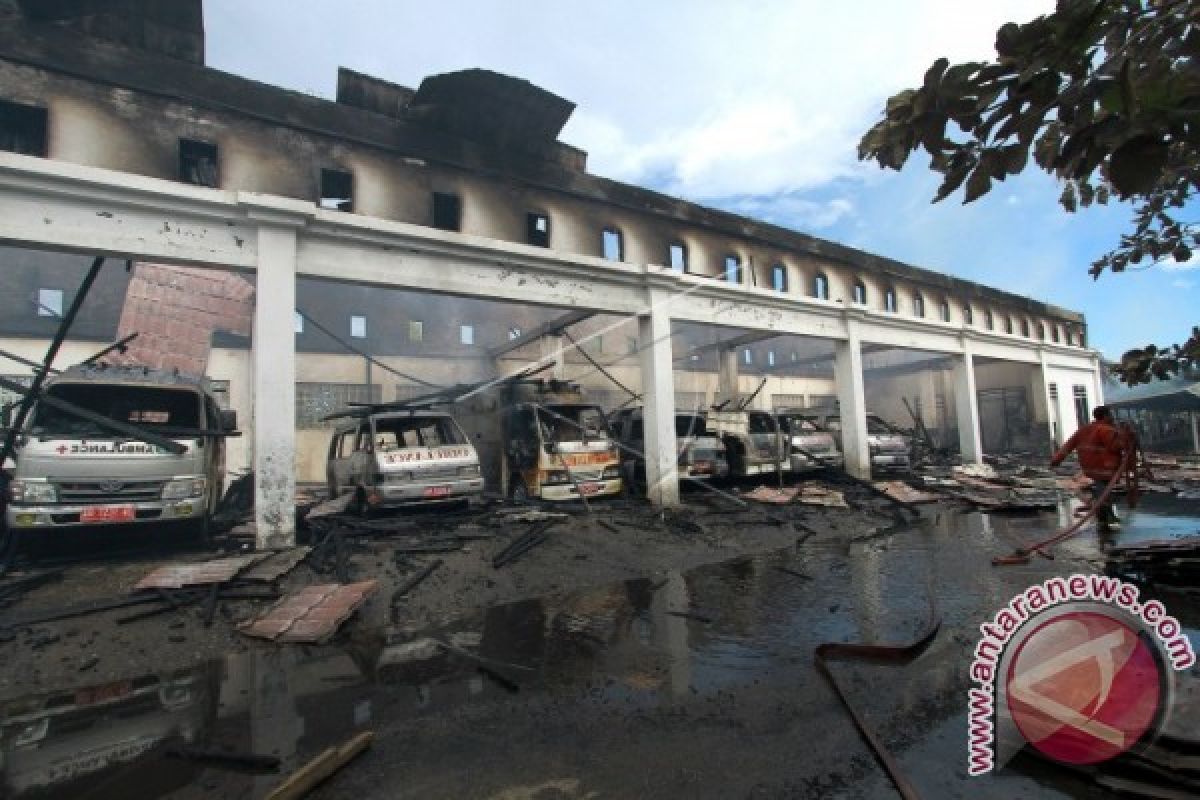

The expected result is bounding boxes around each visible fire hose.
[815,599,941,800]
[991,424,1147,566]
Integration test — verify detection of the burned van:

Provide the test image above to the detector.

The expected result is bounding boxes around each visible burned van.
[609,407,729,485]
[706,410,788,478]
[326,410,483,512]
[5,365,235,536]
[459,379,622,502]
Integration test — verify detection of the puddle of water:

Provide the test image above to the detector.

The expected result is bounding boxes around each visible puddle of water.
[1,500,1196,799]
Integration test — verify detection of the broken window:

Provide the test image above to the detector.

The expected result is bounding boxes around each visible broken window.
[460,324,474,345]
[602,228,623,261]
[408,320,423,343]
[724,255,742,284]
[884,287,897,313]
[853,281,867,305]
[0,99,47,157]
[812,273,829,300]
[179,139,218,187]
[984,309,994,330]
[669,242,687,272]
[33,385,201,436]
[319,168,354,211]
[771,264,787,292]
[963,305,973,325]
[374,416,466,450]
[350,315,366,339]
[36,288,62,317]
[939,300,950,322]
[913,292,925,318]
[526,212,550,247]
[295,382,381,429]
[432,192,462,231]
[294,311,304,334]
[1072,385,1089,429]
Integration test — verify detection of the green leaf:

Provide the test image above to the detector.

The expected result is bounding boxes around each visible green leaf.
[1108,134,1169,196]
[964,164,993,203]
[1060,182,1077,212]
[923,58,950,92]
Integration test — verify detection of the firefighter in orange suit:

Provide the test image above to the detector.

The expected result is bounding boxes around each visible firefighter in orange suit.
[1051,406,1127,531]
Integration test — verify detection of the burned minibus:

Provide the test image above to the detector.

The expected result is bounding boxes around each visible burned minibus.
[4,365,236,537]
[459,379,622,501]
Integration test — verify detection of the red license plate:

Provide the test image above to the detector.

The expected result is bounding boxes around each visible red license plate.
[577,482,601,496]
[423,486,451,498]
[75,680,132,706]
[80,505,135,523]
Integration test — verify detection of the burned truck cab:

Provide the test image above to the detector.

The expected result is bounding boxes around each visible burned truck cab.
[5,365,235,535]
[460,379,622,502]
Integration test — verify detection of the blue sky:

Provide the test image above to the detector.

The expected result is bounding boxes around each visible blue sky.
[205,0,1196,359]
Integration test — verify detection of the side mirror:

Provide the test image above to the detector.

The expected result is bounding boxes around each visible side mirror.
[219,409,238,432]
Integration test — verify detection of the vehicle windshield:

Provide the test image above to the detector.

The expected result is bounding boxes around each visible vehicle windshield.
[866,416,896,434]
[777,415,820,434]
[30,384,202,437]
[372,416,465,450]
[675,414,709,437]
[539,405,609,443]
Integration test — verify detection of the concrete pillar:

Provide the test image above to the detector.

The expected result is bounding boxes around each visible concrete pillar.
[253,223,298,547]
[1091,355,1107,406]
[638,299,679,506]
[541,334,566,380]
[834,321,870,479]
[717,347,739,406]
[1191,411,1199,455]
[953,341,983,463]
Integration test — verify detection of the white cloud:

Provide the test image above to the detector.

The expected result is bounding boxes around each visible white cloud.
[1162,253,1199,271]
[1172,278,1196,289]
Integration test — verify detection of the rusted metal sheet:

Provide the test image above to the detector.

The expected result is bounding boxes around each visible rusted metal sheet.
[872,481,940,505]
[134,553,269,591]
[239,581,378,643]
[238,547,312,583]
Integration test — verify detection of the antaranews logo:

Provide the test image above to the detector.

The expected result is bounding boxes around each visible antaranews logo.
[967,574,1195,775]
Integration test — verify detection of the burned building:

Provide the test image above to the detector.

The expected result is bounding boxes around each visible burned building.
[0,0,1104,545]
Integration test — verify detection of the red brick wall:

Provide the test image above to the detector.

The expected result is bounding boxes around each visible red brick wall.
[114,263,254,373]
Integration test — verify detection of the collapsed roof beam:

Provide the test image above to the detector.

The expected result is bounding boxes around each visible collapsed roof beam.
[487,309,594,359]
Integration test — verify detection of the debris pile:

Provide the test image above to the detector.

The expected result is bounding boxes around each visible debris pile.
[1106,534,1200,590]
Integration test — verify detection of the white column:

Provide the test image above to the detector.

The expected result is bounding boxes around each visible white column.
[954,339,983,463]
[638,297,679,506]
[717,347,739,406]
[253,223,298,548]
[541,334,566,380]
[1091,354,1107,406]
[834,321,870,479]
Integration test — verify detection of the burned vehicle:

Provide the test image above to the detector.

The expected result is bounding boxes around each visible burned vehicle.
[326,408,483,512]
[774,408,845,472]
[460,379,622,501]
[792,408,912,471]
[705,410,788,478]
[5,365,236,537]
[609,407,729,485]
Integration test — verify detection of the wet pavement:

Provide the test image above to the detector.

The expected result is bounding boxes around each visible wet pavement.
[1,498,1198,799]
